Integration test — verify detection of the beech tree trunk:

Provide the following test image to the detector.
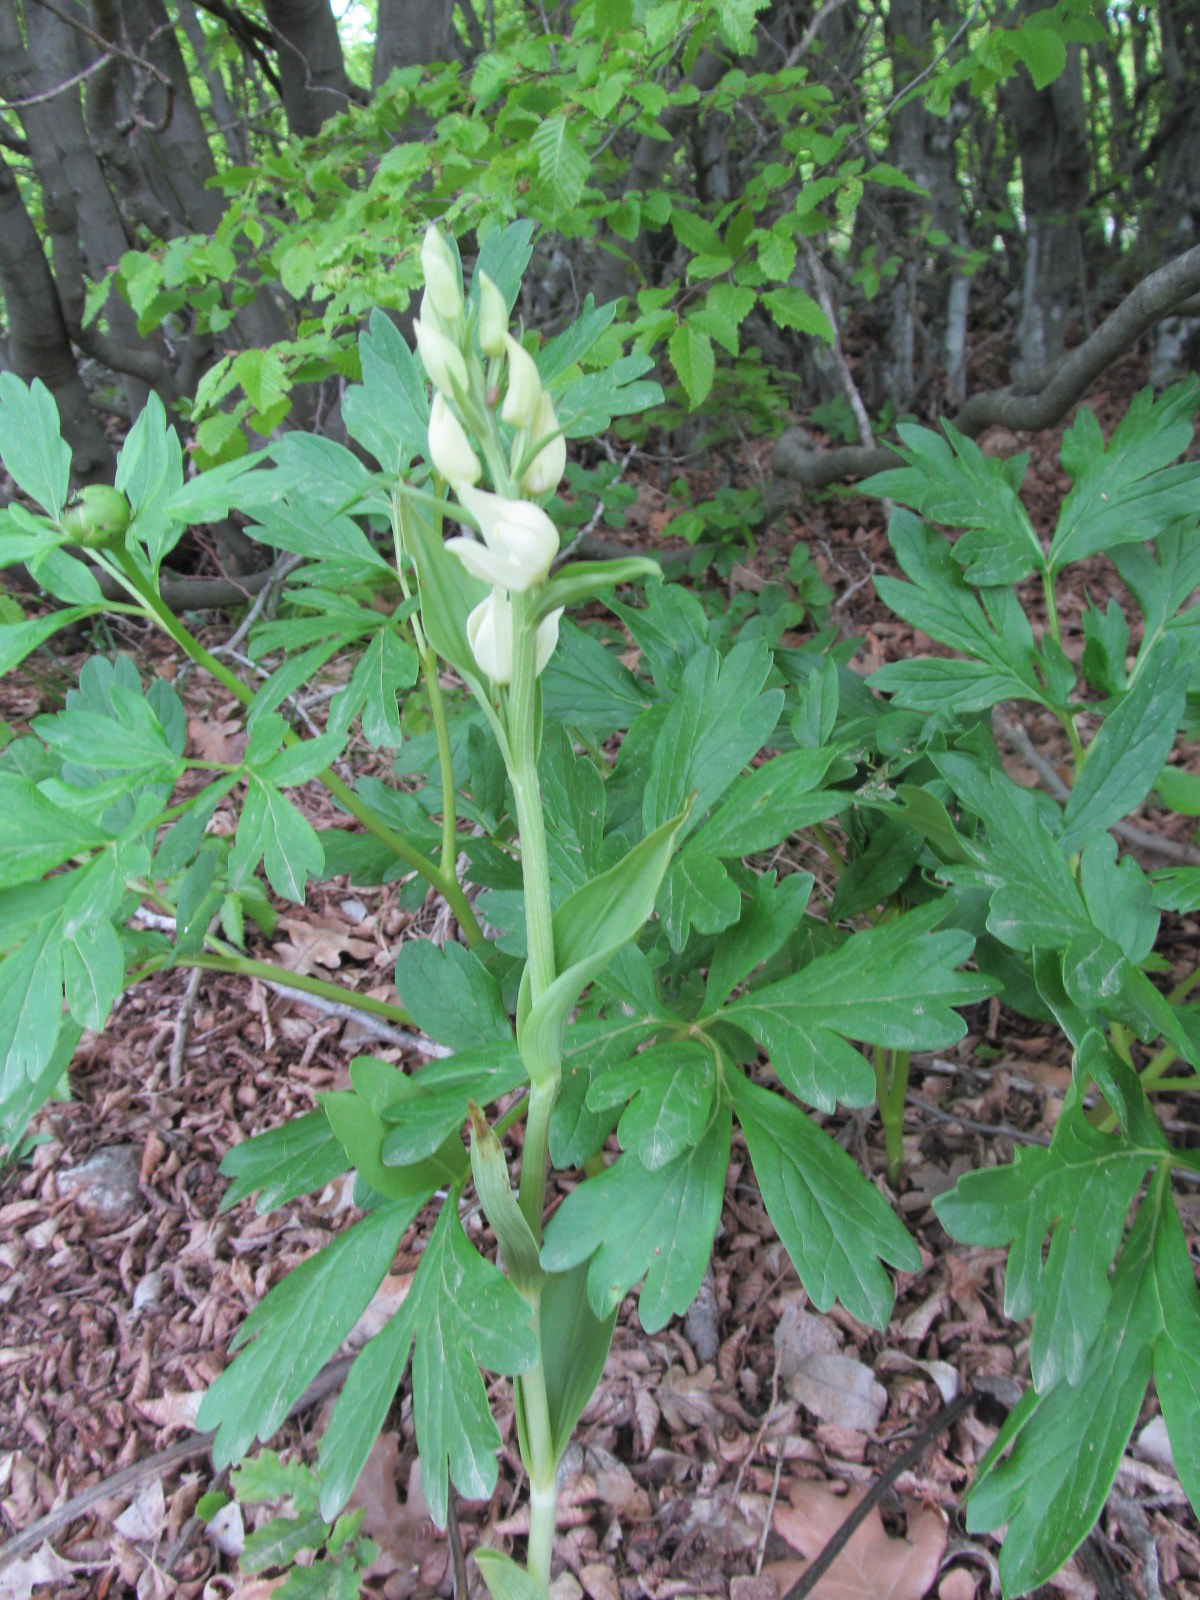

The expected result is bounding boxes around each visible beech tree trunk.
[373,0,455,89]
[0,151,114,480]
[263,0,355,136]
[1005,43,1090,385]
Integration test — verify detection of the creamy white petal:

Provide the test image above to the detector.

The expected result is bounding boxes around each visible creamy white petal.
[428,394,481,485]
[466,592,514,684]
[477,271,508,357]
[535,606,564,675]
[501,333,542,427]
[414,318,468,397]
[445,536,532,591]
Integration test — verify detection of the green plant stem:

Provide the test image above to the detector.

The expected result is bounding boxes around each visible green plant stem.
[178,951,415,1024]
[116,552,483,945]
[813,822,846,879]
[873,1045,909,1188]
[504,590,564,1597]
[422,645,459,877]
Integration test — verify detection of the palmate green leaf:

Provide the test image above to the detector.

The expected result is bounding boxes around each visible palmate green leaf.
[554,354,663,438]
[934,1083,1161,1391]
[539,725,606,892]
[0,374,71,518]
[317,1199,538,1525]
[659,851,743,950]
[643,639,783,835]
[242,1510,331,1573]
[1112,523,1200,644]
[0,1020,79,1155]
[531,114,590,212]
[725,902,989,1112]
[965,1175,1200,1594]
[863,425,1044,586]
[1049,381,1200,574]
[0,607,105,676]
[703,870,814,1014]
[378,1044,526,1168]
[549,1015,661,1167]
[729,1072,920,1328]
[32,687,184,784]
[537,296,617,384]
[829,818,924,921]
[198,1197,421,1468]
[869,513,1046,710]
[0,773,112,888]
[342,309,430,477]
[540,619,652,735]
[229,778,324,905]
[471,221,536,317]
[218,1111,350,1215]
[1060,637,1187,853]
[323,1056,472,1201]
[394,939,512,1052]
[541,1101,731,1330]
[932,753,1090,950]
[586,1041,716,1170]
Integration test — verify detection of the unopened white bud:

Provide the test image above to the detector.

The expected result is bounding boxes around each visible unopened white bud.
[414,318,468,399]
[428,393,481,486]
[501,333,542,427]
[420,227,464,326]
[535,606,564,674]
[520,391,567,496]
[477,272,508,357]
[467,591,515,685]
[446,484,559,592]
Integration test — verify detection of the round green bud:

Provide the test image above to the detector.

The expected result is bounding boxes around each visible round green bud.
[62,484,131,548]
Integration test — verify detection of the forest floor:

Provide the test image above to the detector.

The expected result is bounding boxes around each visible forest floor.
[2,355,1199,1600]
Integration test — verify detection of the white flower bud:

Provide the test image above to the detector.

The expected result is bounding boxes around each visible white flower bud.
[535,606,564,675]
[446,484,559,592]
[467,591,515,685]
[477,272,508,357]
[464,592,563,685]
[414,318,468,399]
[421,227,464,326]
[520,391,567,496]
[501,333,542,427]
[427,393,481,486]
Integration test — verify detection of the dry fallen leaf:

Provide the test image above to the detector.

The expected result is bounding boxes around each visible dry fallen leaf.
[579,1562,621,1600]
[938,1570,978,1600]
[187,715,246,765]
[785,1352,888,1432]
[113,1478,166,1543]
[772,1480,947,1600]
[274,916,376,975]
[0,1542,77,1600]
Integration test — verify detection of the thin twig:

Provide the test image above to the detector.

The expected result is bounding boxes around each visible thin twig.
[779,1391,974,1600]
[0,1358,355,1572]
[167,964,204,1090]
[907,1093,1052,1147]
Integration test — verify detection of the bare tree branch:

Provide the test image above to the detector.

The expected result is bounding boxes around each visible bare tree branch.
[773,240,1200,491]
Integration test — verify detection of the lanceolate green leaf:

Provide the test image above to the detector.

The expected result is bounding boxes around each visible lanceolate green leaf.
[729,1072,920,1328]
[1060,637,1187,853]
[0,374,72,518]
[198,1198,420,1468]
[964,1175,1200,1595]
[934,1089,1159,1390]
[218,1111,350,1215]
[0,774,111,888]
[317,1200,538,1525]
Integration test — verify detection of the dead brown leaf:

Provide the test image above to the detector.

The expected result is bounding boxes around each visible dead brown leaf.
[274,916,376,975]
[772,1480,947,1600]
[187,714,246,764]
[784,1352,888,1432]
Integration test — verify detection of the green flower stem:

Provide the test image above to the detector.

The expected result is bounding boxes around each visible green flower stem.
[504,589,564,1597]
[179,951,415,1024]
[422,647,459,877]
[116,552,482,945]
[873,1045,909,1188]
